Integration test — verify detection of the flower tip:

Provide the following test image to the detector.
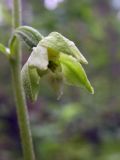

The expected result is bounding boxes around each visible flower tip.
[81,57,88,64]
[91,87,94,94]
[57,91,63,100]
[83,59,88,64]
[86,82,94,94]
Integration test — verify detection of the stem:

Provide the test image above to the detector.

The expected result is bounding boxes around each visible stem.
[10,0,35,159]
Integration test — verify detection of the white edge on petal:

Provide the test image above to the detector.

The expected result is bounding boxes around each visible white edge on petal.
[28,45,49,71]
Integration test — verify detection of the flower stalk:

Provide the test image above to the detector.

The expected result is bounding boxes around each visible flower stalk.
[10,0,35,159]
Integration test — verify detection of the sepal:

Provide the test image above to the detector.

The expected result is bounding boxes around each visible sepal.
[15,26,43,48]
[39,32,88,64]
[21,45,49,101]
[21,63,40,102]
[60,53,94,94]
[9,26,43,56]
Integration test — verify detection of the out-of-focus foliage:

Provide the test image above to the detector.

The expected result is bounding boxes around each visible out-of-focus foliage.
[0,0,120,159]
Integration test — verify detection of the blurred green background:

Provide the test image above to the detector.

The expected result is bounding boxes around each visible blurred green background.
[0,0,120,159]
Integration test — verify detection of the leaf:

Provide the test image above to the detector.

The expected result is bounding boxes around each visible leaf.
[21,63,40,102]
[59,53,94,94]
[39,32,88,64]
[0,43,10,56]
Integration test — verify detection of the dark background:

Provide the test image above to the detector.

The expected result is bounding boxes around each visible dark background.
[0,0,120,159]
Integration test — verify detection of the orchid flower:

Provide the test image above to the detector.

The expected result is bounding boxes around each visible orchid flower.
[10,26,94,102]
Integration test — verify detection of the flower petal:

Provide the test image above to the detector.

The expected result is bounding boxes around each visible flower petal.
[28,45,48,71]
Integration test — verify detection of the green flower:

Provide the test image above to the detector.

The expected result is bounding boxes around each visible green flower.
[21,31,94,102]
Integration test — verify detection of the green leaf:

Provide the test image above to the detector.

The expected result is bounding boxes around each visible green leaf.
[39,32,88,64]
[59,53,94,94]
[0,43,10,56]
[21,63,40,102]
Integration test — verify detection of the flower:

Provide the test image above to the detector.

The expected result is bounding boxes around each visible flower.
[21,31,94,102]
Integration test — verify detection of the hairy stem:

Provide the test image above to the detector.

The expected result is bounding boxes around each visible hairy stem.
[10,0,35,159]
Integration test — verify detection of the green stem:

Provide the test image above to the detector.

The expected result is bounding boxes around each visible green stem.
[10,0,35,159]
